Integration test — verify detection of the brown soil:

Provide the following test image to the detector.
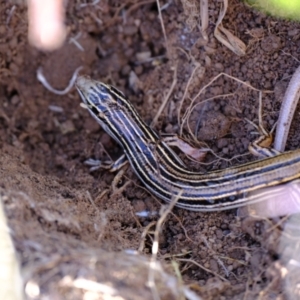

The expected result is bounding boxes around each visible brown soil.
[1,0,300,299]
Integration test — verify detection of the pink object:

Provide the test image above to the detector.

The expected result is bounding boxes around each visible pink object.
[238,180,300,217]
[27,0,67,51]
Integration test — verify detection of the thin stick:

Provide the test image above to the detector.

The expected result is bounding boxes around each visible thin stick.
[274,65,300,151]
[180,72,268,136]
[214,0,246,56]
[200,0,208,40]
[138,221,157,252]
[151,64,177,127]
[177,258,228,282]
[79,0,101,8]
[126,0,156,17]
[6,5,16,25]
[69,32,84,51]
[177,62,201,127]
[156,0,170,58]
[148,192,182,300]
[37,66,83,95]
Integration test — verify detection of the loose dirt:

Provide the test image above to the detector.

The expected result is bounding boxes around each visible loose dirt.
[1,0,300,299]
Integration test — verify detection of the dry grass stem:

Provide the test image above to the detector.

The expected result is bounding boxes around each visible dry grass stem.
[178,258,228,282]
[138,221,157,253]
[214,0,246,56]
[200,0,208,40]
[151,64,178,127]
[156,0,170,58]
[148,192,182,300]
[180,72,269,136]
[177,61,201,128]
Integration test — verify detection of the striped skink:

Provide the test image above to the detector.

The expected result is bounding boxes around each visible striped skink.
[76,75,300,211]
